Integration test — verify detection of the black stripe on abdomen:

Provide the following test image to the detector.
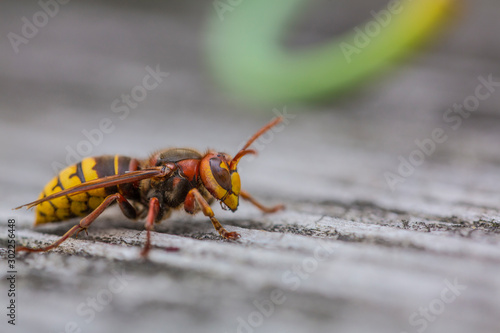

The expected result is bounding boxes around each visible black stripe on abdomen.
[92,156,119,195]
[72,161,86,183]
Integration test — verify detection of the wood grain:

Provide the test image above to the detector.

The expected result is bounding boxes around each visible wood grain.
[1,1,499,333]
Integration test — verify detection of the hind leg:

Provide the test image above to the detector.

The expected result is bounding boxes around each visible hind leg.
[17,193,136,253]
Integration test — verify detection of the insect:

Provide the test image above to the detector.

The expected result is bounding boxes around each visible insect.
[15,117,284,256]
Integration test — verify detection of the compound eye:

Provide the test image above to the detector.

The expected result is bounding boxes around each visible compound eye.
[209,158,231,191]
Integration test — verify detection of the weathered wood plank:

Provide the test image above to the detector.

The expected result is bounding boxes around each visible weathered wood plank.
[1,1,499,333]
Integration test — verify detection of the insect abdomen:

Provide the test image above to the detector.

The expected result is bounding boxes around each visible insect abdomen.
[35,155,137,225]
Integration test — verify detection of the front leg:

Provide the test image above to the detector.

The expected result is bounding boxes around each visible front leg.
[185,188,240,240]
[240,190,284,213]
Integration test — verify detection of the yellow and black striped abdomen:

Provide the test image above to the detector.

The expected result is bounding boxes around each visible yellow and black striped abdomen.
[35,155,136,225]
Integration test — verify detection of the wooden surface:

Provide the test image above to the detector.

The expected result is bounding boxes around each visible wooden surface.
[1,1,500,333]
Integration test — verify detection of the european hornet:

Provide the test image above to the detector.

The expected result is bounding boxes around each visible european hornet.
[16,117,284,256]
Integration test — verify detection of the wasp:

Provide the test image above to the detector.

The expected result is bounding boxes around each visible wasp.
[15,117,284,256]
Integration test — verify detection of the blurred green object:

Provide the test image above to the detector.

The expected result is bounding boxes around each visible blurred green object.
[207,0,454,104]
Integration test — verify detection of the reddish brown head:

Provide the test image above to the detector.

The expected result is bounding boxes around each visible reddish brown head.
[199,117,282,211]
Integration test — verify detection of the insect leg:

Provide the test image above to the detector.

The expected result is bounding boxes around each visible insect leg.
[240,190,285,213]
[140,197,160,258]
[16,193,135,253]
[185,188,240,240]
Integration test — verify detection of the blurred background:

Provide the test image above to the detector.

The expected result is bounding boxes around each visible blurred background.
[1,1,500,333]
[0,0,499,202]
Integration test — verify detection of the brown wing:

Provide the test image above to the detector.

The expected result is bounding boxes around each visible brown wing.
[14,165,176,210]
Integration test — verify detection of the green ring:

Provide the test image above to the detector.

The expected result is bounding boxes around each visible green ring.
[207,0,453,104]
